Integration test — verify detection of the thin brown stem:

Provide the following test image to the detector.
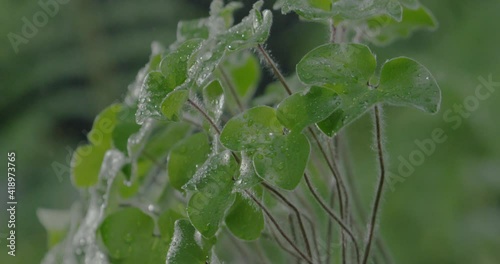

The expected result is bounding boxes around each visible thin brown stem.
[304,173,360,264]
[262,182,313,260]
[187,98,221,135]
[245,190,313,264]
[362,105,386,264]
[257,44,293,95]
[308,128,349,263]
[218,66,244,112]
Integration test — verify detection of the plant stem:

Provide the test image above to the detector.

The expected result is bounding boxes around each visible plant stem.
[263,182,313,260]
[304,172,360,263]
[362,105,386,264]
[187,98,221,135]
[257,44,293,95]
[246,190,313,264]
[218,66,245,112]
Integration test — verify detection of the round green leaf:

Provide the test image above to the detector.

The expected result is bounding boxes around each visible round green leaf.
[297,43,377,89]
[71,144,106,187]
[220,106,283,151]
[277,86,340,131]
[166,219,213,264]
[203,80,225,119]
[186,151,238,238]
[99,208,167,264]
[225,190,264,241]
[378,57,441,113]
[168,133,210,191]
[161,90,189,121]
[253,132,310,190]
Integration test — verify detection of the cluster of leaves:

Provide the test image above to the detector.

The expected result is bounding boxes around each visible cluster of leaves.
[39,0,440,263]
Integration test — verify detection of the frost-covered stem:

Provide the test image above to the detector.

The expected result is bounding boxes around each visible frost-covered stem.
[362,105,386,264]
[263,182,313,260]
[187,98,221,135]
[218,66,244,112]
[245,190,313,264]
[330,19,336,43]
[257,44,293,95]
[304,172,360,264]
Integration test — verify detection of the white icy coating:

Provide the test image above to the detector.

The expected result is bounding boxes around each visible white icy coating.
[126,118,155,184]
[41,203,82,264]
[72,150,126,264]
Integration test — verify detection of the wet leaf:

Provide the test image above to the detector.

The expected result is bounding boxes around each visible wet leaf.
[277,86,340,131]
[297,43,377,89]
[186,151,238,237]
[137,39,203,124]
[220,106,282,151]
[365,6,437,46]
[161,90,189,121]
[203,80,225,120]
[168,133,210,191]
[253,132,310,190]
[298,43,440,136]
[166,219,214,264]
[99,208,167,264]
[71,144,107,187]
[225,190,264,241]
[378,57,441,113]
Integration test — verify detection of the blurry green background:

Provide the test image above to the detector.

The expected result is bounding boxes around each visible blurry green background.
[0,0,499,263]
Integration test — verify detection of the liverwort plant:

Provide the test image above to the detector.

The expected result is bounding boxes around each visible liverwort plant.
[39,0,441,263]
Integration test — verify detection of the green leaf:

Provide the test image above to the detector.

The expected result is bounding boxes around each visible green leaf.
[158,209,184,244]
[166,219,213,264]
[280,0,402,21]
[365,6,437,46]
[88,104,122,150]
[296,43,377,89]
[137,39,203,124]
[71,144,106,187]
[168,133,210,191]
[176,19,210,43]
[378,57,441,113]
[112,106,141,153]
[333,0,402,21]
[99,208,167,264]
[253,132,310,190]
[184,1,272,90]
[280,0,333,21]
[220,106,283,151]
[277,86,340,131]
[37,208,70,248]
[161,90,189,121]
[225,191,264,241]
[160,39,204,89]
[297,43,440,136]
[186,151,238,238]
[203,80,225,120]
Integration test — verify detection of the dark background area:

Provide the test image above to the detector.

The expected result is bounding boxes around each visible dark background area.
[1,0,499,263]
